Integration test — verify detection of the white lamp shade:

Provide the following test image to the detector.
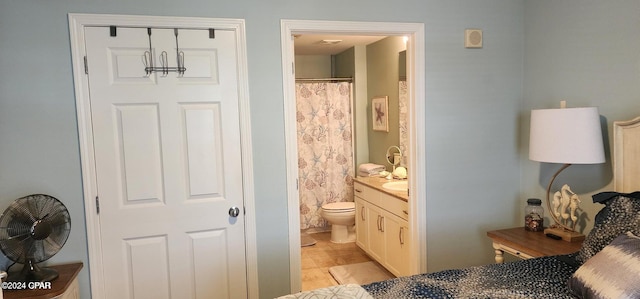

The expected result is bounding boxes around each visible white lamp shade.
[529,107,605,164]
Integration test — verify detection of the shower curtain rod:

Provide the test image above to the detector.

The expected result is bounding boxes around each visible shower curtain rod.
[295,77,352,82]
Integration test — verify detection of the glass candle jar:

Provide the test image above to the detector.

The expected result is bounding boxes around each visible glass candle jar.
[524,198,544,232]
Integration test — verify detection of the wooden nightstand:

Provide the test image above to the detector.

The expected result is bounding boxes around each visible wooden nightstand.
[486,228,583,263]
[3,262,82,299]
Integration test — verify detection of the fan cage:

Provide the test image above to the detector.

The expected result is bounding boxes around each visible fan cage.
[0,194,71,265]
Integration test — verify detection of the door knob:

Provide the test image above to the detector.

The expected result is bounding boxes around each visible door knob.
[229,206,240,217]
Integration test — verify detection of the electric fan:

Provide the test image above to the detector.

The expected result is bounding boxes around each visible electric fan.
[0,194,71,282]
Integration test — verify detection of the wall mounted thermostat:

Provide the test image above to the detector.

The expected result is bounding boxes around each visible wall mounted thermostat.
[465,29,483,48]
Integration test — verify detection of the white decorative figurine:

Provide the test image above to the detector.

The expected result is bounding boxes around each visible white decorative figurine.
[551,184,581,230]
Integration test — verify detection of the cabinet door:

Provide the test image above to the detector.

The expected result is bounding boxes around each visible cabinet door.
[355,198,369,251]
[368,206,386,263]
[400,222,410,275]
[384,214,410,277]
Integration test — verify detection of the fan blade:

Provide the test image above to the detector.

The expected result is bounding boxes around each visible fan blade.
[13,202,37,222]
[26,195,51,219]
[42,210,70,226]
[3,219,31,239]
[45,236,62,251]
[49,228,70,249]
[34,239,46,262]
[42,237,63,259]
[5,231,31,241]
[41,214,70,245]
[5,237,36,264]
[0,237,24,256]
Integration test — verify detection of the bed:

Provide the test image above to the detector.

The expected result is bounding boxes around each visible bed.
[278,116,640,299]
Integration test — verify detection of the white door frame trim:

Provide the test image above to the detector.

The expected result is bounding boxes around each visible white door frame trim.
[68,13,259,299]
[280,19,426,293]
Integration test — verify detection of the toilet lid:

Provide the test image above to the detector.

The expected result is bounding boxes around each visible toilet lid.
[323,202,355,211]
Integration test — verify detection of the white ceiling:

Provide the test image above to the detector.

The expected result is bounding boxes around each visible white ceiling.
[294,34,387,55]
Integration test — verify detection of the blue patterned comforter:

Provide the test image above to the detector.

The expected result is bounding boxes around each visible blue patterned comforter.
[362,255,579,299]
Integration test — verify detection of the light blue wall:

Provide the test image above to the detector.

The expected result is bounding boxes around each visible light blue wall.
[0,1,526,298]
[422,1,524,270]
[521,1,640,234]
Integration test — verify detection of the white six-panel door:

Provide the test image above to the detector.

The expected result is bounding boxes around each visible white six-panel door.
[84,26,246,299]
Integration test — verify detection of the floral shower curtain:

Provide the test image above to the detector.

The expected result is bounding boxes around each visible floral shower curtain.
[296,82,354,230]
[399,80,409,166]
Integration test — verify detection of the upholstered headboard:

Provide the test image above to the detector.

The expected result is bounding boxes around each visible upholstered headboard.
[613,116,640,193]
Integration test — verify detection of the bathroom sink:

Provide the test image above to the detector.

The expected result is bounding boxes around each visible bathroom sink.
[382,181,408,191]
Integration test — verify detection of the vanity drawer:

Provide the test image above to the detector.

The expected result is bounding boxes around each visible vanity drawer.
[380,193,408,220]
[353,182,381,206]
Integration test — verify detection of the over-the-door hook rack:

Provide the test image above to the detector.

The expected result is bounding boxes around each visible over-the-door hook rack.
[143,28,186,77]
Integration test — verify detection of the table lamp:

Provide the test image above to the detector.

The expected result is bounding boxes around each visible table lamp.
[529,104,605,242]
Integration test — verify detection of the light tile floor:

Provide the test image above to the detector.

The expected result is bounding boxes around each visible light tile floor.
[301,231,373,291]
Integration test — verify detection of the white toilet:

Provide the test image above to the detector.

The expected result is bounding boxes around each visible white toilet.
[321,202,356,243]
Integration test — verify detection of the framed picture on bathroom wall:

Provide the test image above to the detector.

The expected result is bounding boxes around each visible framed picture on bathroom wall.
[372,96,389,132]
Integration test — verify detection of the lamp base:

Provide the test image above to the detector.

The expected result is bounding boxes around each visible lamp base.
[544,227,585,242]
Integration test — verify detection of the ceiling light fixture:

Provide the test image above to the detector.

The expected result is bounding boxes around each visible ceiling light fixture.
[319,39,342,45]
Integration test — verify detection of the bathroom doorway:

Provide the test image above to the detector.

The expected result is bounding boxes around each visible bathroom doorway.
[281,19,426,293]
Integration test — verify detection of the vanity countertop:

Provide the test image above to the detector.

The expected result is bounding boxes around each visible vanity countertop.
[353,176,409,202]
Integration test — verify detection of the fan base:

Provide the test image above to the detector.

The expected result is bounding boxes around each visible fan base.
[7,262,59,282]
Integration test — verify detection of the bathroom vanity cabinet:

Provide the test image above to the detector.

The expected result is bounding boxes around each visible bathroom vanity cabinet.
[354,179,410,277]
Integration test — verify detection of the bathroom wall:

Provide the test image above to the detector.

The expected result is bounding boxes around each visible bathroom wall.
[334,46,369,167]
[294,55,332,78]
[366,36,407,169]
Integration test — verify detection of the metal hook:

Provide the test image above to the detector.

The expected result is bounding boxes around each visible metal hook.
[144,28,154,77]
[177,51,185,77]
[174,28,186,77]
[159,51,169,77]
[143,51,152,77]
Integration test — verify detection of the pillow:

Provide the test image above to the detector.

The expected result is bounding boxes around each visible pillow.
[568,232,640,299]
[577,192,640,264]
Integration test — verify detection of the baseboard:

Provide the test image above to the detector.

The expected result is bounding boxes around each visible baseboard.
[303,227,331,234]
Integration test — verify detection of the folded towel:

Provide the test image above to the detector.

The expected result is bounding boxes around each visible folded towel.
[358,163,385,176]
